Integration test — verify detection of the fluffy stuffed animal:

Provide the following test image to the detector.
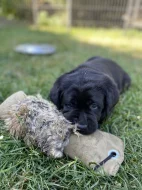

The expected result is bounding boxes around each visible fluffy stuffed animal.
[0,91,124,176]
[0,91,73,158]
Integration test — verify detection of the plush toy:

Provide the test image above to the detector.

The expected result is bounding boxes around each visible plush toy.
[0,91,124,176]
[0,91,73,158]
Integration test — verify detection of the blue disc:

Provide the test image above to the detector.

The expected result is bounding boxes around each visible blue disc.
[15,44,56,55]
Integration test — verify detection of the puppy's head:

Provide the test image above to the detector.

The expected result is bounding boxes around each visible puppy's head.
[49,70,119,135]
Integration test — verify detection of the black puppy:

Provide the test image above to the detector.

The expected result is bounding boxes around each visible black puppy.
[49,57,131,135]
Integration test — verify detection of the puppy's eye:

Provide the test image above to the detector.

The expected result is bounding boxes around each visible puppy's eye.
[65,104,73,109]
[91,104,98,110]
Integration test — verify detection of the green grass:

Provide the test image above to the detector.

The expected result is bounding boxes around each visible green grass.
[0,24,142,190]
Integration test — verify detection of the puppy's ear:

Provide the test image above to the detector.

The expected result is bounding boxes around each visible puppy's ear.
[49,79,63,110]
[100,76,119,121]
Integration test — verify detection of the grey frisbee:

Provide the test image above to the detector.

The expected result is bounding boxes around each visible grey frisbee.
[15,44,56,55]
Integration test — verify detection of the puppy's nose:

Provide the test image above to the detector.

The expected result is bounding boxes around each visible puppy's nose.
[77,124,87,130]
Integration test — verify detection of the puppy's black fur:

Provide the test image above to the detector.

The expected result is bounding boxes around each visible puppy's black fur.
[49,56,131,135]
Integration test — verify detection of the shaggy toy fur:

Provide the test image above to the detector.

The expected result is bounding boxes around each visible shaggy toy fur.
[5,95,73,158]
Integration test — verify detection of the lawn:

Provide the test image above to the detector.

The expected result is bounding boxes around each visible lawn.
[0,24,142,190]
